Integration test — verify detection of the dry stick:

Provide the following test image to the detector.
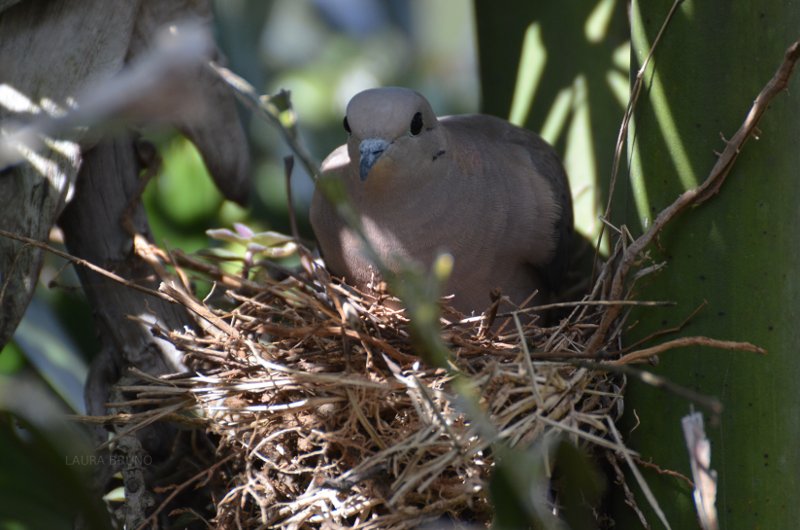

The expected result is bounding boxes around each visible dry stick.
[585,39,800,356]
[159,281,240,339]
[70,411,206,428]
[0,229,258,338]
[694,41,800,203]
[594,0,685,280]
[171,249,265,293]
[134,233,198,298]
[0,223,238,338]
[0,228,173,303]
[508,297,675,316]
[258,321,416,363]
[607,451,651,529]
[96,401,189,452]
[608,417,673,530]
[635,456,694,489]
[611,336,767,365]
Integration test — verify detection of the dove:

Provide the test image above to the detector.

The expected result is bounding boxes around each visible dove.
[310,87,573,319]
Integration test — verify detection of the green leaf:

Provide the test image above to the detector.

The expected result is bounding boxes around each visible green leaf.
[155,136,223,225]
[0,378,112,530]
[490,438,605,530]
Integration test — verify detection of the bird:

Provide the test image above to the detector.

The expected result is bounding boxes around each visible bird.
[310,87,573,319]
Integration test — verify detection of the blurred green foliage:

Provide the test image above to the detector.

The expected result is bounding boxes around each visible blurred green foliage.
[0,343,23,375]
[490,437,605,530]
[143,135,250,253]
[0,377,112,529]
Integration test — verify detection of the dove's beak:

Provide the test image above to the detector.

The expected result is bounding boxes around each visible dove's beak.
[359,138,389,181]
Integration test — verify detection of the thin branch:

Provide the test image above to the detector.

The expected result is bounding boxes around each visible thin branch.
[611,336,766,365]
[208,62,320,181]
[159,282,240,339]
[622,300,708,353]
[607,451,651,529]
[0,228,173,303]
[634,455,694,488]
[608,417,673,530]
[694,40,800,203]
[594,0,685,278]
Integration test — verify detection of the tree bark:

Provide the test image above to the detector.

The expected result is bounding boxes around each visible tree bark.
[58,137,195,524]
[0,0,140,347]
[60,136,189,421]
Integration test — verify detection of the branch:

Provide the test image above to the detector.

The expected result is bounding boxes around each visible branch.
[208,63,321,182]
[0,228,171,303]
[612,336,767,365]
[596,0,685,273]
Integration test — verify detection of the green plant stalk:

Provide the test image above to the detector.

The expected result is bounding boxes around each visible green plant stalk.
[616,2,800,528]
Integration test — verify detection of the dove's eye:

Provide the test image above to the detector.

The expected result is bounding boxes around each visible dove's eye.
[409,112,423,136]
[343,117,351,134]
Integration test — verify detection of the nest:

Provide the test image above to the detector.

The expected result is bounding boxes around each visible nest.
[135,234,637,529]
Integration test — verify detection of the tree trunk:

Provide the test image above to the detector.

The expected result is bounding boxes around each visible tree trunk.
[0,0,139,347]
[616,1,800,527]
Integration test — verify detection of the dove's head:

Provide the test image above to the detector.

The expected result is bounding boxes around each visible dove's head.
[343,87,446,184]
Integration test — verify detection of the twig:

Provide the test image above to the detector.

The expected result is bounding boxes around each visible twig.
[578,361,723,414]
[96,401,188,452]
[171,249,263,293]
[634,456,694,488]
[0,228,173,303]
[607,451,651,529]
[258,321,416,363]
[594,0,685,279]
[622,300,708,353]
[695,40,800,203]
[498,298,675,321]
[69,411,207,428]
[159,281,240,339]
[208,62,320,181]
[609,417,672,530]
[611,336,766,365]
